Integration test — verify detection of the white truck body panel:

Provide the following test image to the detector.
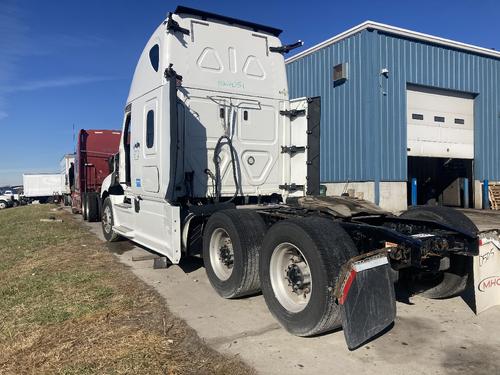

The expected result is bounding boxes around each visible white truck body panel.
[59,154,75,194]
[288,98,311,198]
[23,174,64,197]
[125,12,290,200]
[109,11,306,263]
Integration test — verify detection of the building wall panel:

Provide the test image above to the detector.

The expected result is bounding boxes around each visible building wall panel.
[286,32,369,182]
[287,29,500,183]
[376,31,500,181]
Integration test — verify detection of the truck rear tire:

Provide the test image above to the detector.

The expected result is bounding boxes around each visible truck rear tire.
[82,193,88,220]
[202,209,266,298]
[101,197,120,242]
[259,217,358,337]
[87,192,100,222]
[400,206,476,299]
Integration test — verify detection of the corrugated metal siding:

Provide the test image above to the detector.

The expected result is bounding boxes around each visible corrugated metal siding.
[376,31,500,181]
[286,29,500,182]
[287,32,368,182]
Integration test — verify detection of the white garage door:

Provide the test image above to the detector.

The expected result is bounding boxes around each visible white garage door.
[407,86,474,159]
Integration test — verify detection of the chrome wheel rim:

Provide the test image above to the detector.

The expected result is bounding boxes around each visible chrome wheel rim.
[209,228,234,281]
[269,243,312,313]
[0,202,6,209]
[102,205,112,233]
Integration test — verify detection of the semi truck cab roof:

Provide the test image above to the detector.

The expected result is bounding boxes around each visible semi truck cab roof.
[127,7,288,104]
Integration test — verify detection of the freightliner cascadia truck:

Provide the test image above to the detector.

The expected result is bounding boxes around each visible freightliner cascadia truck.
[100,6,494,348]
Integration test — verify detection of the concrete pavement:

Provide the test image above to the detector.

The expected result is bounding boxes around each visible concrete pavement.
[84,217,500,375]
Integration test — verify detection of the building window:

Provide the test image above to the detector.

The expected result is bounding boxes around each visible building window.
[333,62,348,86]
[412,113,424,120]
[149,44,159,72]
[243,110,249,121]
[146,110,154,148]
[434,116,445,123]
[455,118,465,124]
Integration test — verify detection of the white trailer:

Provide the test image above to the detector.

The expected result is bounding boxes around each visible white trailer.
[100,7,490,349]
[59,153,75,206]
[23,173,64,203]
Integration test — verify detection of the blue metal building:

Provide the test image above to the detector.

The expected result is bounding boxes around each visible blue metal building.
[286,21,500,211]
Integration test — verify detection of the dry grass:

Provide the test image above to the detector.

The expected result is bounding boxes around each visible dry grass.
[0,205,254,375]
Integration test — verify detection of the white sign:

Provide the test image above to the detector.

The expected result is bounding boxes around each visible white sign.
[474,232,500,314]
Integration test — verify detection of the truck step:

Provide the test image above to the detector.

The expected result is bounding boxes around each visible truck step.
[114,203,133,210]
[113,225,135,237]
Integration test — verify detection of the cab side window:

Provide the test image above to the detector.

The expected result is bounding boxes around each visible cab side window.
[146,110,154,148]
[149,44,159,72]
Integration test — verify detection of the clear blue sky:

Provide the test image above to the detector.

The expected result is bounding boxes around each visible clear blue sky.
[1,0,498,185]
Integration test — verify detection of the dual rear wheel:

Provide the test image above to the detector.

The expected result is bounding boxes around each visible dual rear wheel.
[203,211,357,336]
[203,209,265,298]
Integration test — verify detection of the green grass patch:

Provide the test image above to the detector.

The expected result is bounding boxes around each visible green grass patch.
[0,205,253,375]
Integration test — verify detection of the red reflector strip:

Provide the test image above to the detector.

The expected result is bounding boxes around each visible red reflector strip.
[339,270,356,305]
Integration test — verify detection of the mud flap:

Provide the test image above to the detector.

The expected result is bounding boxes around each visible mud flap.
[335,252,396,350]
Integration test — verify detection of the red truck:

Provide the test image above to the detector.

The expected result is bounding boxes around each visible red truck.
[71,129,121,221]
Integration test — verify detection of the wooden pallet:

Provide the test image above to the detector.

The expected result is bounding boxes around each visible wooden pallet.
[488,184,500,210]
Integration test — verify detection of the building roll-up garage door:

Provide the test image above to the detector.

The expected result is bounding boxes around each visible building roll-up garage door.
[406,85,474,159]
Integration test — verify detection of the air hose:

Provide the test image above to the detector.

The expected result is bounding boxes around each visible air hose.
[213,135,240,202]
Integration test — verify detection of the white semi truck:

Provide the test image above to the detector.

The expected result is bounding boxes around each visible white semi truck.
[100,7,486,348]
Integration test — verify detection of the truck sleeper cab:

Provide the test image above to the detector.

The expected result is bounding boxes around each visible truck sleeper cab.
[101,7,481,349]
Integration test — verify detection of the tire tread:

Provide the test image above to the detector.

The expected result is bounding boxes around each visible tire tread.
[203,209,266,298]
[260,217,358,337]
[87,192,100,222]
[102,197,120,242]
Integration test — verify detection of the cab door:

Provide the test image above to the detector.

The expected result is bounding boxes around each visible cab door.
[111,110,136,232]
[129,82,181,263]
